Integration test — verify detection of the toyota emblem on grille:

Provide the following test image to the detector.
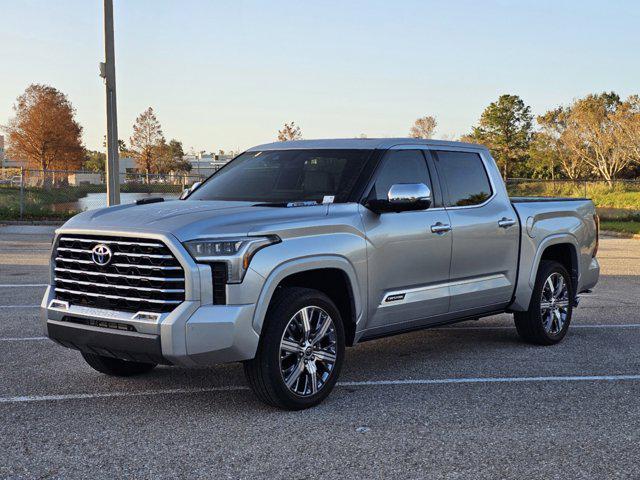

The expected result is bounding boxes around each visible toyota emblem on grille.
[91,244,112,266]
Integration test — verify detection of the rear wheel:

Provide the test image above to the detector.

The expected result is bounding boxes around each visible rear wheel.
[514,260,573,345]
[81,352,157,376]
[244,287,345,410]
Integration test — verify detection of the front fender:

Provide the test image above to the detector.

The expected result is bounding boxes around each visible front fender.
[250,254,364,335]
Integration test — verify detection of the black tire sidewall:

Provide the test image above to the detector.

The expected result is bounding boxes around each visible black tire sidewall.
[259,288,345,409]
[530,261,574,343]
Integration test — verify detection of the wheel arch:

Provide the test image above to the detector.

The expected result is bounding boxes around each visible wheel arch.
[530,235,579,293]
[510,233,580,312]
[251,256,363,346]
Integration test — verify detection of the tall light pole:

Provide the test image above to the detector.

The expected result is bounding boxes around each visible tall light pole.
[100,0,120,205]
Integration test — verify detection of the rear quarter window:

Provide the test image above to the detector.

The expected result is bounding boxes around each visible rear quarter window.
[433,151,493,207]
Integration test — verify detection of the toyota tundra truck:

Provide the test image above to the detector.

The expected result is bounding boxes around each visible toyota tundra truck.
[41,138,600,409]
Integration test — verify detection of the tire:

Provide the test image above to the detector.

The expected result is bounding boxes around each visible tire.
[244,287,345,410]
[514,260,574,345]
[81,352,157,376]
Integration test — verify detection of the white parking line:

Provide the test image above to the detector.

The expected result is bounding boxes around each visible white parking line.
[0,284,47,288]
[0,386,250,404]
[2,374,640,404]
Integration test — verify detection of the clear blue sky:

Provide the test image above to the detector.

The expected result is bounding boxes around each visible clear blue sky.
[1,0,639,153]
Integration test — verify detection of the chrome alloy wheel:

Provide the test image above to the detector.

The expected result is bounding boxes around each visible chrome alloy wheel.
[540,272,570,335]
[279,306,338,396]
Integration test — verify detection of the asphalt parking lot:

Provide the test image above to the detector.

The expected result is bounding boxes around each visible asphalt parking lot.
[1,228,639,479]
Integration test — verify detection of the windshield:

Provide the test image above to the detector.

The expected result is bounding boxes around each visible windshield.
[189,149,374,203]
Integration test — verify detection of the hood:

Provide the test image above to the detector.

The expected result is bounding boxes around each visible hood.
[62,199,330,241]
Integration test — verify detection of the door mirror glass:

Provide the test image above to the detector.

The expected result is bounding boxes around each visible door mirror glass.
[367,183,432,213]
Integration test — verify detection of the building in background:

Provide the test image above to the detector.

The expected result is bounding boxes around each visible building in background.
[0,135,23,169]
[185,151,234,177]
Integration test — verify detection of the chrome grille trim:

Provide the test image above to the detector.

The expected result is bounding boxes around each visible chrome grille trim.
[54,288,182,305]
[59,237,165,248]
[57,247,173,259]
[54,257,182,270]
[54,234,186,313]
[54,267,184,282]
[55,278,185,293]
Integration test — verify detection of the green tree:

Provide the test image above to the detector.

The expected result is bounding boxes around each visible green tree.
[468,94,533,178]
[83,150,106,172]
[154,139,191,174]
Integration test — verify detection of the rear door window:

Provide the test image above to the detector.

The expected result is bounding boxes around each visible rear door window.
[433,151,492,207]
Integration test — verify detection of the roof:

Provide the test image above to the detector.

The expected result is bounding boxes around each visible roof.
[247,137,486,151]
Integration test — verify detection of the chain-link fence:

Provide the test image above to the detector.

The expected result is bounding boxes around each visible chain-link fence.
[1,168,639,221]
[0,168,211,221]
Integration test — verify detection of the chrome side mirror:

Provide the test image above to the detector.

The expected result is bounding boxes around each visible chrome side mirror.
[180,181,202,200]
[366,183,432,213]
[387,183,432,208]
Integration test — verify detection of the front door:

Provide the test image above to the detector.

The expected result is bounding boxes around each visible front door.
[361,149,452,331]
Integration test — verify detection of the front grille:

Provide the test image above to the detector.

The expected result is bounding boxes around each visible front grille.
[54,234,185,313]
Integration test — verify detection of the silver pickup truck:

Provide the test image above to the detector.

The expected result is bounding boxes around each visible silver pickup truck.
[41,138,600,409]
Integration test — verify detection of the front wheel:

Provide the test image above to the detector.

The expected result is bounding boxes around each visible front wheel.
[244,287,345,410]
[514,260,574,345]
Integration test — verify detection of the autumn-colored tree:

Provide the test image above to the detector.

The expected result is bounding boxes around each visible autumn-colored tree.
[3,84,85,173]
[129,107,164,180]
[467,94,533,178]
[409,115,437,139]
[277,122,302,141]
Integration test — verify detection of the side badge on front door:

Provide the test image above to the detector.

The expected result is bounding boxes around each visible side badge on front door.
[385,293,406,303]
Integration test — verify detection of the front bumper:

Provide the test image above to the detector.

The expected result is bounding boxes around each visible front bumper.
[41,285,260,367]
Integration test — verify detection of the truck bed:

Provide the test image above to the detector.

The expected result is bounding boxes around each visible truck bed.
[510,196,589,203]
[508,195,599,311]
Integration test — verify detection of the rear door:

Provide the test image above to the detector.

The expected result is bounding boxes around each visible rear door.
[361,148,452,331]
[431,148,519,312]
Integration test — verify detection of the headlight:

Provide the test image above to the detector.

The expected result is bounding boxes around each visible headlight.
[184,236,280,283]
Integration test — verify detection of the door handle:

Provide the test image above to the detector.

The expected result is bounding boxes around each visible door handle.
[498,217,516,229]
[430,222,451,234]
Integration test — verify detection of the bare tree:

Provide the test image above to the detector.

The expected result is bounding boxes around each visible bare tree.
[536,108,585,180]
[613,95,640,164]
[277,122,302,142]
[409,115,437,139]
[4,84,84,176]
[129,107,164,182]
[561,93,638,183]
